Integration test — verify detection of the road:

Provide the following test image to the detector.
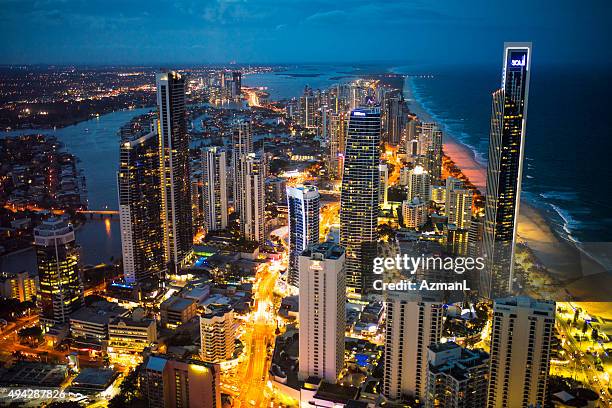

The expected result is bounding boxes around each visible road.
[554,303,612,406]
[232,262,280,407]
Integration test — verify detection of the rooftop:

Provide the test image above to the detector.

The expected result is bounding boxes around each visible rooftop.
[301,241,344,260]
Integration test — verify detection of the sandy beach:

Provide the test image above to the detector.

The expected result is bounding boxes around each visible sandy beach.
[403,76,612,304]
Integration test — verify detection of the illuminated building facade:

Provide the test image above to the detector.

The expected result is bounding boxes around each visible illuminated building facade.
[35,218,84,328]
[327,111,347,179]
[488,297,554,408]
[200,305,235,363]
[340,107,381,296]
[202,147,228,232]
[142,355,221,408]
[407,165,431,203]
[425,342,489,408]
[383,292,444,401]
[0,271,37,302]
[298,242,345,383]
[157,71,193,274]
[482,43,532,297]
[231,120,253,218]
[118,119,165,284]
[239,153,266,243]
[287,184,320,287]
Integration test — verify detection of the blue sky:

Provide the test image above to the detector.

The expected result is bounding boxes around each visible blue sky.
[1,0,610,66]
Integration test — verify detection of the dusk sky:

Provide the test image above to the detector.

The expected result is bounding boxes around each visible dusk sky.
[1,0,611,66]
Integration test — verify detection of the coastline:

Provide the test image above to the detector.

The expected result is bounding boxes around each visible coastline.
[402,75,612,303]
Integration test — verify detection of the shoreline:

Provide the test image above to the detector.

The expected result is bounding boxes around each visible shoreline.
[402,75,612,303]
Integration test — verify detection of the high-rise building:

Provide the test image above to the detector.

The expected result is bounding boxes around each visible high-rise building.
[327,112,347,179]
[419,123,443,181]
[488,297,554,408]
[118,119,165,284]
[299,87,317,129]
[482,43,532,298]
[35,218,84,328]
[240,153,266,243]
[425,342,489,408]
[156,72,193,274]
[287,185,320,287]
[141,355,221,408]
[298,242,345,383]
[202,147,228,232]
[383,292,444,402]
[384,95,404,146]
[379,164,389,208]
[231,71,242,99]
[402,197,428,228]
[231,120,253,217]
[447,188,473,230]
[340,107,381,296]
[407,165,431,203]
[200,304,235,363]
[0,271,37,302]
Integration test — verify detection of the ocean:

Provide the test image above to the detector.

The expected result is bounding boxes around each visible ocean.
[393,63,612,249]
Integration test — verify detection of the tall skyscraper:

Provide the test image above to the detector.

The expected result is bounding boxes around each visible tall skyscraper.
[482,43,532,298]
[200,304,235,363]
[298,242,345,383]
[156,72,193,274]
[240,153,266,243]
[35,218,84,328]
[340,107,381,296]
[384,95,404,146]
[420,123,443,181]
[407,165,431,203]
[488,297,554,408]
[141,355,221,408]
[118,119,165,284]
[425,342,489,408]
[287,185,320,287]
[232,120,253,217]
[202,147,228,232]
[379,163,389,208]
[327,111,347,179]
[383,292,444,402]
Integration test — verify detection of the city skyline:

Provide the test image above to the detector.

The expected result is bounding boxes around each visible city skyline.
[0,7,611,403]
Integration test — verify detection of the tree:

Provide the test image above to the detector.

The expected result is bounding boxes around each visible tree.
[108,368,147,408]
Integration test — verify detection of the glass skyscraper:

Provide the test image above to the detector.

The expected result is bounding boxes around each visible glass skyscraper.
[340,107,381,296]
[156,72,193,274]
[287,184,320,287]
[482,43,532,298]
[35,218,84,328]
[118,117,165,284]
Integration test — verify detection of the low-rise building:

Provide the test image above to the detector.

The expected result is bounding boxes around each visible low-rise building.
[160,296,197,329]
[108,308,157,355]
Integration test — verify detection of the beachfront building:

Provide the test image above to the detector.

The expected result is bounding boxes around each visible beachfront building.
[157,72,193,274]
[482,43,532,298]
[487,297,555,408]
[340,107,381,296]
